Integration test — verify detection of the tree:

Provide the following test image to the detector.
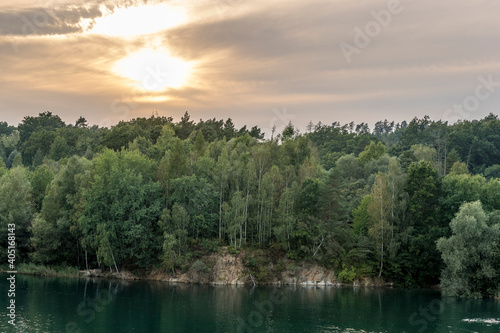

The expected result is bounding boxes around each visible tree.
[445,149,460,174]
[32,149,44,169]
[0,167,33,263]
[128,136,152,156]
[406,161,441,230]
[75,116,88,128]
[79,150,163,269]
[166,139,188,180]
[49,135,69,161]
[484,164,500,180]
[176,111,195,140]
[401,161,443,286]
[411,144,437,164]
[439,173,485,223]
[359,141,385,165]
[0,121,15,136]
[223,191,246,248]
[367,173,392,277]
[30,157,90,265]
[449,161,469,175]
[215,146,230,239]
[0,159,7,179]
[29,165,54,212]
[12,154,23,168]
[193,130,206,158]
[6,150,21,169]
[20,129,57,165]
[157,138,188,198]
[223,118,236,139]
[169,203,189,257]
[437,201,500,298]
[18,111,65,144]
[352,195,372,236]
[169,175,218,238]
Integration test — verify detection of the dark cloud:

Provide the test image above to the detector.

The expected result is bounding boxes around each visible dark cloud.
[0,5,105,36]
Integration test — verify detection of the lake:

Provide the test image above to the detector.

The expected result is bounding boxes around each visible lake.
[1,273,499,332]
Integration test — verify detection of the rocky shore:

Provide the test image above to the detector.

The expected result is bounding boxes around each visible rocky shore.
[80,249,392,287]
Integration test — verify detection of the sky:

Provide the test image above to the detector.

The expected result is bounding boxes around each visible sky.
[0,0,499,135]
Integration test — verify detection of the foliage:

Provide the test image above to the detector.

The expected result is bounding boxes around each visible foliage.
[0,112,499,294]
[0,167,34,263]
[337,264,357,283]
[437,201,500,298]
[79,150,163,269]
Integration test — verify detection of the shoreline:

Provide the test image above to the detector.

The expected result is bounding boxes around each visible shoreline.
[1,263,394,288]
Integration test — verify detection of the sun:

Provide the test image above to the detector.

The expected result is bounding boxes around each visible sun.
[88,3,188,37]
[113,48,192,91]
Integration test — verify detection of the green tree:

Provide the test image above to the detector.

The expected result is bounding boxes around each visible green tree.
[18,111,65,143]
[30,157,90,265]
[128,136,152,156]
[161,204,190,257]
[193,130,206,158]
[445,149,460,174]
[400,161,443,286]
[352,195,372,236]
[20,129,57,165]
[169,175,218,238]
[449,161,469,175]
[223,191,246,249]
[79,150,163,269]
[215,146,230,239]
[437,201,500,297]
[12,154,23,168]
[439,173,485,223]
[31,149,44,169]
[49,135,69,161]
[0,159,7,178]
[359,141,385,165]
[0,167,33,263]
[367,173,392,277]
[29,165,54,212]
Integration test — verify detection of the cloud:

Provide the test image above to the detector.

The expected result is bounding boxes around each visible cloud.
[0,0,499,131]
[0,5,105,36]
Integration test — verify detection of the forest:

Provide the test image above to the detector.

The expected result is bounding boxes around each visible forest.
[1,111,500,298]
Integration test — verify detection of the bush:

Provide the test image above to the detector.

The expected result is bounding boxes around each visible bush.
[191,260,210,273]
[337,264,356,283]
[16,263,79,277]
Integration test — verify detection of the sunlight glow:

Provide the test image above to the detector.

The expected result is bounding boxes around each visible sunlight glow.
[113,48,192,91]
[89,4,188,36]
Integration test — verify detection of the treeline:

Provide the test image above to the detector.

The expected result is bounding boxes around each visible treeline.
[1,111,500,297]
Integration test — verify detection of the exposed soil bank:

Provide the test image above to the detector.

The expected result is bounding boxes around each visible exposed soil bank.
[79,248,392,287]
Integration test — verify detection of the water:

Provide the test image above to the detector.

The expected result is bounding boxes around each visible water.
[1,273,499,332]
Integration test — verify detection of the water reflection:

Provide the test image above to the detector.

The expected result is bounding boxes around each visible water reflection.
[1,274,499,333]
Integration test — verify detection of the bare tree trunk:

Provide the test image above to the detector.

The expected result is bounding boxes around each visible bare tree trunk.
[219,185,223,240]
[85,249,88,271]
[109,245,120,275]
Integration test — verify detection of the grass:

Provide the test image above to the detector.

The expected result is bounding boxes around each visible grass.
[14,263,80,278]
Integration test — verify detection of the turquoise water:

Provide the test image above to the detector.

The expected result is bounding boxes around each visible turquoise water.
[1,273,499,332]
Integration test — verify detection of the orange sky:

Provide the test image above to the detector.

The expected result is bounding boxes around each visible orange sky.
[0,0,499,134]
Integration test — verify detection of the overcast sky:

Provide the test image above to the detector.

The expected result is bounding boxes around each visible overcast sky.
[0,0,499,134]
